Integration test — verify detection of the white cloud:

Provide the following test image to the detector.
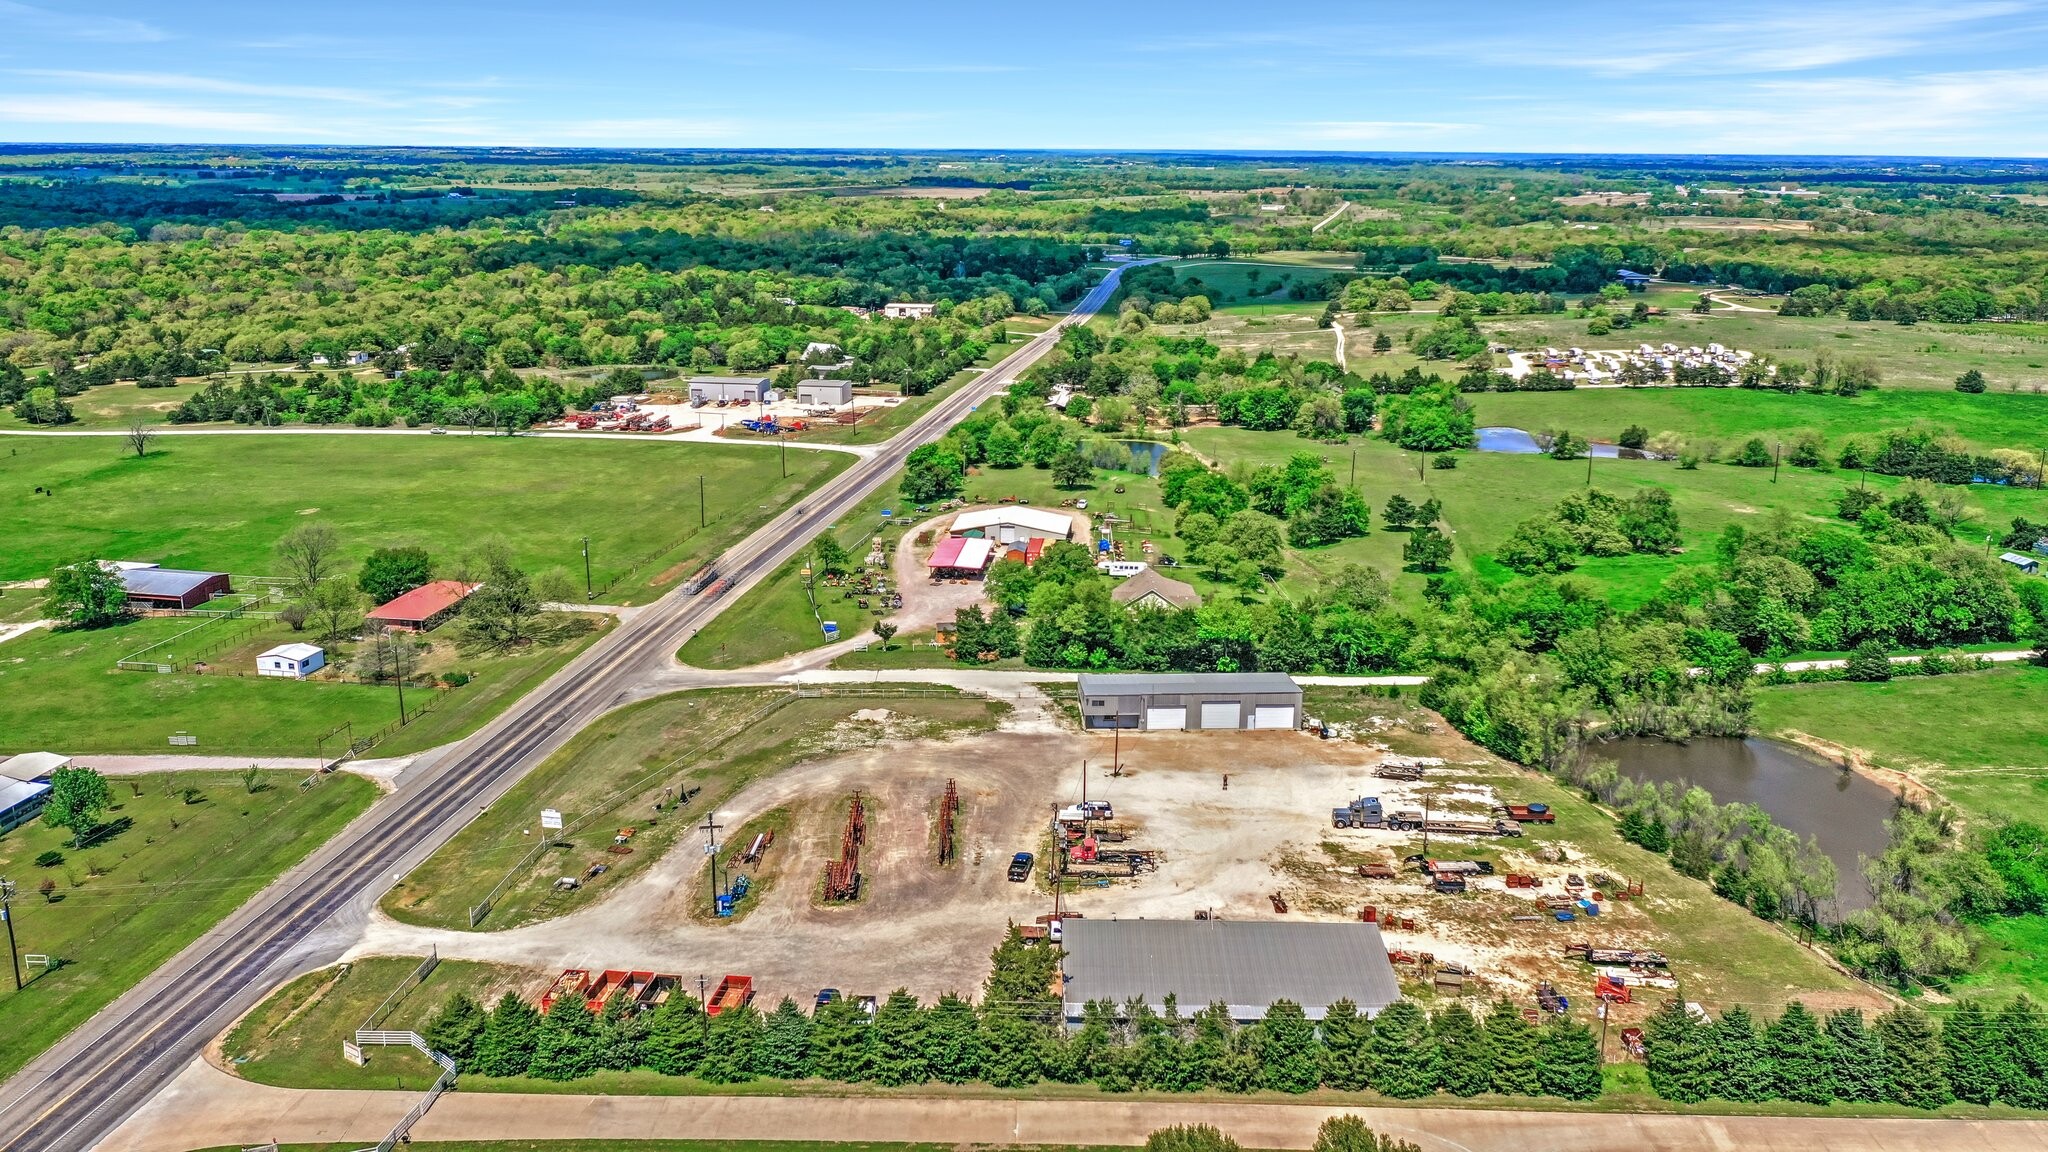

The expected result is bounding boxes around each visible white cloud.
[1289,120,1479,142]
[13,69,393,105]
[1606,65,2048,151]
[1560,1,2037,76]
[537,117,743,143]
[0,0,167,42]
[0,97,316,134]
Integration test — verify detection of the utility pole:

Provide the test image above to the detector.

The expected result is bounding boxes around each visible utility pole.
[698,973,709,1018]
[582,536,593,601]
[1585,449,1594,487]
[699,475,706,529]
[699,811,724,915]
[381,631,406,724]
[780,433,787,479]
[1,879,20,990]
[1350,449,1357,488]
[1771,441,1782,484]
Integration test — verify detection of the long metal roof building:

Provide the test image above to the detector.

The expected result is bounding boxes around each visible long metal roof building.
[1059,919,1401,1023]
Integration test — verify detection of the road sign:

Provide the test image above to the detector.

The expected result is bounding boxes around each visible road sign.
[540,809,563,831]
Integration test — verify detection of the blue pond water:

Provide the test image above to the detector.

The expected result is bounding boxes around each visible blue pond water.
[1477,426,1657,460]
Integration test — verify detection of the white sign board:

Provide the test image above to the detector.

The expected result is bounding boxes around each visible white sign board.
[540,808,563,831]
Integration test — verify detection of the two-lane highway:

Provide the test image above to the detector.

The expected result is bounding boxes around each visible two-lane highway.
[0,260,1149,1152]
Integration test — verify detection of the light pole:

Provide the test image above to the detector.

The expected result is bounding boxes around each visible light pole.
[699,475,706,529]
[582,536,593,601]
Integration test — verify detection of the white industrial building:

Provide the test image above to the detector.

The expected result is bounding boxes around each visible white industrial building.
[949,506,1075,544]
[796,379,853,406]
[1076,672,1302,731]
[688,376,773,404]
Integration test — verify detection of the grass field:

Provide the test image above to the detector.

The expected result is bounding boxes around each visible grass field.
[0,769,377,1080]
[1479,310,2048,393]
[1180,426,2048,610]
[0,433,848,600]
[1476,387,2048,455]
[1751,667,2048,1002]
[1752,667,2048,824]
[0,611,610,756]
[380,688,1006,930]
[0,379,196,430]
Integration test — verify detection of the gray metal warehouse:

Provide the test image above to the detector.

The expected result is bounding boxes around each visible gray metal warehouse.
[687,375,771,403]
[1059,919,1400,1024]
[1076,672,1301,731]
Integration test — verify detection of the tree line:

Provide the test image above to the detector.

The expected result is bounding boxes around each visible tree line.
[420,930,1601,1100]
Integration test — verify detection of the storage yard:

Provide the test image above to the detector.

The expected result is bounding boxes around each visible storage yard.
[347,683,1880,1038]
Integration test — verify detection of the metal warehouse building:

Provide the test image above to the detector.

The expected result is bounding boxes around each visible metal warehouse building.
[1076,672,1300,731]
[687,375,771,403]
[1060,919,1400,1024]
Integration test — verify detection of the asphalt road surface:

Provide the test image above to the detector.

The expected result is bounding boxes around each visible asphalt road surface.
[0,261,1147,1152]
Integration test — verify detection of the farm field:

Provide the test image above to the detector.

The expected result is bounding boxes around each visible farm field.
[0,769,377,1081]
[0,378,200,430]
[379,687,1006,930]
[0,433,847,597]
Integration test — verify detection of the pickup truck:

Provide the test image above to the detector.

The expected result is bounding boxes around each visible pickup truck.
[1007,852,1035,882]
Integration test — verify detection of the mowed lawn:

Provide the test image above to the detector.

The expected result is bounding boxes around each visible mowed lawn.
[0,612,611,755]
[0,433,849,599]
[0,769,377,1080]
[1476,387,2048,456]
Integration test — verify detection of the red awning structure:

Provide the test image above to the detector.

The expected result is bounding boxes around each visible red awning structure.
[928,536,993,573]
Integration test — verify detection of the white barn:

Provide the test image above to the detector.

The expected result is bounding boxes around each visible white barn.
[257,643,326,678]
[949,506,1075,544]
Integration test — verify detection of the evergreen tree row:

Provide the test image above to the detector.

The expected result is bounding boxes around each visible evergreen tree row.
[1642,997,2048,1110]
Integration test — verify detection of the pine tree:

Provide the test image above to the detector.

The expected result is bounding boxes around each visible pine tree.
[1484,1001,1541,1097]
[754,997,813,1079]
[924,992,985,1084]
[1536,1018,1602,1101]
[1212,1028,1264,1094]
[1877,1006,1954,1109]
[1188,1002,1235,1089]
[1368,1000,1440,1098]
[1138,996,1197,1092]
[1382,494,1416,531]
[471,992,541,1078]
[596,990,647,1071]
[1709,1006,1768,1102]
[1824,1008,1886,1103]
[1762,1002,1835,1104]
[700,1003,762,1083]
[1941,1000,2001,1105]
[528,997,601,1080]
[1257,1000,1324,1093]
[977,1006,1046,1088]
[1642,999,1710,1103]
[872,989,932,1086]
[1320,998,1376,1091]
[423,991,487,1065]
[809,998,877,1082]
[1431,1003,1493,1097]
[1071,999,1121,1087]
[1994,996,2048,1110]
[640,993,708,1076]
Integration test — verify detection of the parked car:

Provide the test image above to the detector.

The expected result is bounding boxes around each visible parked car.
[1007,852,1035,882]
[814,987,841,1009]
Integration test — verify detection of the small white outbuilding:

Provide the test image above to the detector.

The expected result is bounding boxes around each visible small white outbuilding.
[256,642,326,678]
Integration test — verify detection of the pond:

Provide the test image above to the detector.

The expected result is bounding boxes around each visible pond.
[1118,440,1169,476]
[1603,735,1903,912]
[1476,426,1660,460]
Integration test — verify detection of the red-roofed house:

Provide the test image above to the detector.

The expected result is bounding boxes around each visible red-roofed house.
[367,580,481,632]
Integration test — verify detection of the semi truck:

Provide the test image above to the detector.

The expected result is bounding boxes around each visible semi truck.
[1331,797,1384,828]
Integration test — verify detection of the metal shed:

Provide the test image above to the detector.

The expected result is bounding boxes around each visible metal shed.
[796,379,852,406]
[1059,919,1400,1024]
[1076,672,1301,732]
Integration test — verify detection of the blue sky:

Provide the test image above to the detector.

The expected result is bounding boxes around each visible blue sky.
[2,0,2046,154]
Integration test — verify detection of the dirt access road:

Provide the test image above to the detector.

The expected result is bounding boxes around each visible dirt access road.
[103,1057,2048,1152]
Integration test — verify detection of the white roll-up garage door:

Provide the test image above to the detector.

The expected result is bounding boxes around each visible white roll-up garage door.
[1251,706,1296,730]
[1145,707,1187,730]
[1199,701,1241,729]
